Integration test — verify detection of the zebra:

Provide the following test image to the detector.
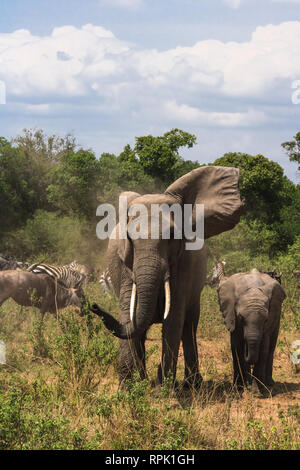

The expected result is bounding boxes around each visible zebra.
[67,260,95,280]
[206,260,227,289]
[27,262,86,289]
[99,269,113,295]
[68,260,80,271]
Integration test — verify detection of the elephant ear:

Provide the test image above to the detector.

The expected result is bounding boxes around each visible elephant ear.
[218,277,236,332]
[264,275,285,301]
[115,191,141,270]
[260,275,286,328]
[165,166,243,239]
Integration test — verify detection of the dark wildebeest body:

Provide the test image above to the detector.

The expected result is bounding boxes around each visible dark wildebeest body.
[0,270,83,315]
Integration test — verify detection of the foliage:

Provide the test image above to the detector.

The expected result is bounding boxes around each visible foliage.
[213,151,300,254]
[281,131,300,172]
[0,137,50,234]
[133,128,198,184]
[0,277,299,450]
[1,128,300,262]
[2,210,96,263]
[47,149,102,219]
[213,152,287,224]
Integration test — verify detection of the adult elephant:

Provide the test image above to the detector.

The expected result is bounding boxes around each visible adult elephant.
[92,166,243,388]
[218,269,286,394]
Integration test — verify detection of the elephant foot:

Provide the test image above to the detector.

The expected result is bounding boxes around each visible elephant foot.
[153,377,179,398]
[233,372,251,392]
[232,381,245,396]
[265,376,275,387]
[250,379,263,396]
[250,378,273,397]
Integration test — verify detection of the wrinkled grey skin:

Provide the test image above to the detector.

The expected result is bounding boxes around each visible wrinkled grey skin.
[92,166,243,389]
[218,269,286,394]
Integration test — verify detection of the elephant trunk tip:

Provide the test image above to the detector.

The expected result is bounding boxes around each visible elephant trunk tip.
[91,303,108,317]
[244,340,260,366]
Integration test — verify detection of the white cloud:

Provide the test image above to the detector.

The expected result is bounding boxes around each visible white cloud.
[164,101,267,127]
[222,0,243,8]
[0,21,300,130]
[99,0,143,9]
[223,0,300,8]
[0,24,129,98]
[134,21,300,98]
[25,103,50,114]
[271,0,300,3]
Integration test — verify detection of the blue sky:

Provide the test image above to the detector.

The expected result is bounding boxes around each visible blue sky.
[1,0,300,182]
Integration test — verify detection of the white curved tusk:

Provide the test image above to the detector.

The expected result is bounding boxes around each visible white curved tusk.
[164,280,171,320]
[130,283,137,322]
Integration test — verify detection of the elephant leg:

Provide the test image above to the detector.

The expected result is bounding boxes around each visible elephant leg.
[231,335,251,390]
[182,304,202,389]
[0,293,9,308]
[156,313,184,388]
[117,271,144,385]
[251,335,270,394]
[265,326,280,387]
[118,332,147,385]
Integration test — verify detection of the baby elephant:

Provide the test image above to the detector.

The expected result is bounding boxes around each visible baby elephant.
[218,269,286,394]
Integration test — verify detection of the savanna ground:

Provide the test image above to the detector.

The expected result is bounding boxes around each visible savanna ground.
[0,278,299,451]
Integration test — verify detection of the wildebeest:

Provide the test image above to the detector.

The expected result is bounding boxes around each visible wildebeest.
[0,270,85,316]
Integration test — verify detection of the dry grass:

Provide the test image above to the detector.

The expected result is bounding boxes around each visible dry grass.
[0,282,299,450]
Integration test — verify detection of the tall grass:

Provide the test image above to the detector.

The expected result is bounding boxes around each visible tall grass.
[0,278,299,450]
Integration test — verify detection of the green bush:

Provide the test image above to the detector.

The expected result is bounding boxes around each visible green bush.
[3,209,99,264]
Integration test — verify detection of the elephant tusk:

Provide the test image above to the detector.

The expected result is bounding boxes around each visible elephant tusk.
[130,282,137,323]
[164,280,171,320]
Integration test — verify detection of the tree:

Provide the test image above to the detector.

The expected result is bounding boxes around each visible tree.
[47,149,101,218]
[281,132,300,172]
[13,128,77,162]
[134,128,198,184]
[213,152,299,255]
[213,152,287,225]
[0,137,51,234]
[96,129,200,207]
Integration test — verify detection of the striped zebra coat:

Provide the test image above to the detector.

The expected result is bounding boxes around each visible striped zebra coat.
[27,262,86,289]
[99,269,113,295]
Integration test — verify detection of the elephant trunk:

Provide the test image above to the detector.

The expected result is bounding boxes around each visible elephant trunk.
[244,335,261,365]
[132,253,162,332]
[92,253,163,340]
